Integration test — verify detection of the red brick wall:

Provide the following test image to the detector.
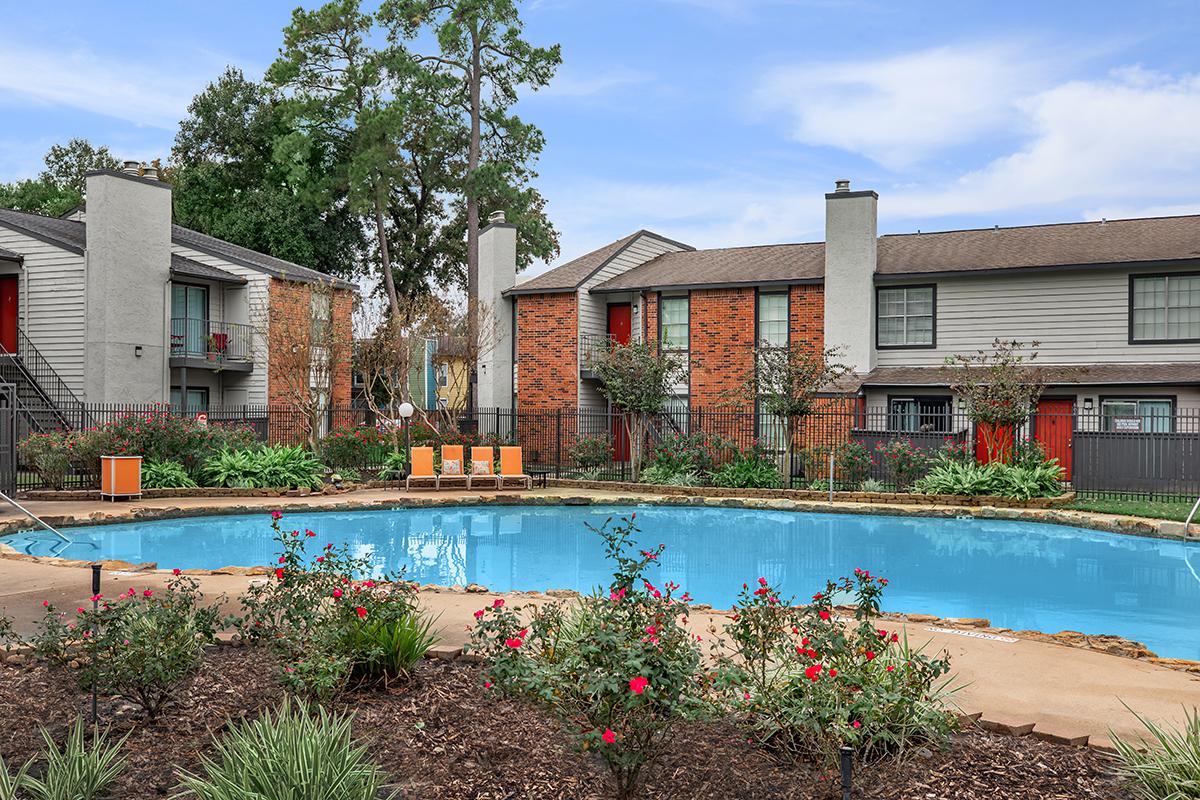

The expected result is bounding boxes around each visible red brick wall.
[515,292,578,409]
[644,292,658,348]
[789,284,824,354]
[688,288,755,407]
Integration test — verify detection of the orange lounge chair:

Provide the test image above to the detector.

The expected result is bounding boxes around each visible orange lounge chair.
[438,444,469,490]
[467,446,500,490]
[499,446,532,490]
[405,447,438,491]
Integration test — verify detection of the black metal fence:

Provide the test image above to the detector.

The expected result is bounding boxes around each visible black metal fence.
[11,401,1200,499]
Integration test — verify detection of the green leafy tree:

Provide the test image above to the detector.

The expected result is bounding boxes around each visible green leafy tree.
[589,341,685,481]
[382,0,562,294]
[943,339,1053,463]
[171,67,365,276]
[0,138,120,217]
[737,345,851,483]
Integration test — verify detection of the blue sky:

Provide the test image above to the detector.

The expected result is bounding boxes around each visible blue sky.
[3,0,1200,278]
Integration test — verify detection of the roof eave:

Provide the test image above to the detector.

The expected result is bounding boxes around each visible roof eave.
[590,277,823,294]
[0,218,83,255]
[875,256,1200,282]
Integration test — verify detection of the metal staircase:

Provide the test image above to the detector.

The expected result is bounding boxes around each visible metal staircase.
[0,327,88,435]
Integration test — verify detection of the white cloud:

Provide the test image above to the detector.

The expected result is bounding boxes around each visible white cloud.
[756,42,1053,169]
[0,39,217,130]
[887,67,1200,220]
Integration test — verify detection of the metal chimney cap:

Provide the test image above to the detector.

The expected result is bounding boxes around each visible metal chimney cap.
[142,166,159,180]
[488,210,506,224]
[122,160,142,175]
[834,179,851,193]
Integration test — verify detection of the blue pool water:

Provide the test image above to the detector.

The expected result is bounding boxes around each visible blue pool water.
[5,505,1199,658]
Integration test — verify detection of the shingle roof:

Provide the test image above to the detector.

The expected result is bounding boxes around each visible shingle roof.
[508,230,691,294]
[0,245,22,262]
[859,363,1200,388]
[0,208,351,288]
[591,242,825,293]
[170,253,245,284]
[877,215,1200,276]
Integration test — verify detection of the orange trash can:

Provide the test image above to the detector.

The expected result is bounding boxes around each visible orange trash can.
[100,456,142,501]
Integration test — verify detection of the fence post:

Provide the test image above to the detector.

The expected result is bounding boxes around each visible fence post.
[555,408,563,478]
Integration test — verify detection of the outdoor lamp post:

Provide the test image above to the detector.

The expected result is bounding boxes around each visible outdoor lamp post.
[399,402,415,476]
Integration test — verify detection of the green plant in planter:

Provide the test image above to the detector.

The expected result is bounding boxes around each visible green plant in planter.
[141,459,198,489]
[469,516,707,800]
[175,699,397,800]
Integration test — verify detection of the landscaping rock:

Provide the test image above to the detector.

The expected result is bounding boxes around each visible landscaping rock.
[212,565,265,576]
[545,589,580,599]
[943,617,991,628]
[464,584,489,593]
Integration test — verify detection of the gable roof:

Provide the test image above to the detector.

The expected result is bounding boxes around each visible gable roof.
[0,208,352,288]
[506,230,693,295]
[171,253,245,284]
[877,214,1200,277]
[591,241,825,293]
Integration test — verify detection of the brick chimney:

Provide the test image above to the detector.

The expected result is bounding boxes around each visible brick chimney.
[476,210,517,408]
[84,167,172,403]
[823,179,878,374]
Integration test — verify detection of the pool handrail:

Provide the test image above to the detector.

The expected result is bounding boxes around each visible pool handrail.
[0,489,70,542]
[1186,494,1200,532]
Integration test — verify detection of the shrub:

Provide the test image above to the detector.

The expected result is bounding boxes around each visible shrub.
[201,445,323,489]
[712,447,782,489]
[18,431,73,490]
[639,465,702,487]
[1112,705,1200,800]
[469,516,707,800]
[875,439,928,490]
[141,459,198,489]
[175,699,396,800]
[859,478,886,493]
[0,754,26,800]
[377,450,408,481]
[835,440,874,487]
[319,425,390,472]
[935,438,973,465]
[19,719,126,800]
[913,459,1065,500]
[1009,437,1049,469]
[234,513,421,698]
[569,435,614,470]
[647,432,728,475]
[35,573,219,719]
[715,570,955,766]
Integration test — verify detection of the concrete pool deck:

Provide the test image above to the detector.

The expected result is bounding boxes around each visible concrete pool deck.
[0,486,1197,748]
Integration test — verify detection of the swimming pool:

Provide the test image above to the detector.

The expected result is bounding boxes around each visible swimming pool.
[5,504,1199,658]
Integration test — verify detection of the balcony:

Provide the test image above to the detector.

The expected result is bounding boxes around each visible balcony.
[580,333,614,378]
[169,318,254,372]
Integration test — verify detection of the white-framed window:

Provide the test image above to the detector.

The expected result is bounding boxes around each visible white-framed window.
[1101,398,1173,433]
[877,286,935,347]
[757,292,788,348]
[660,296,689,350]
[1131,274,1200,342]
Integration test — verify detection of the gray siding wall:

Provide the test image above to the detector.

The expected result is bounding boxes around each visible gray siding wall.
[170,244,271,404]
[576,235,688,407]
[876,265,1200,367]
[0,229,87,397]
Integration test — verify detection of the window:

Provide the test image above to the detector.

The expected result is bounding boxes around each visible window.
[660,296,689,349]
[169,387,209,412]
[877,286,935,347]
[1101,398,1173,433]
[436,362,449,387]
[756,409,788,452]
[1131,274,1200,342]
[310,291,332,339]
[888,397,951,432]
[170,284,208,356]
[757,292,788,348]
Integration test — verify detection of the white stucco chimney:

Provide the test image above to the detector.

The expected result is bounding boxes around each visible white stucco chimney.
[84,168,172,403]
[823,179,878,374]
[475,211,516,409]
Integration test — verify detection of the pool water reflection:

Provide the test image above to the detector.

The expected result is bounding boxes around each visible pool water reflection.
[5,505,1199,658]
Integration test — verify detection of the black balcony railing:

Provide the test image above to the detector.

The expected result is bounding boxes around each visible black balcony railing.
[170,318,253,363]
[580,333,614,371]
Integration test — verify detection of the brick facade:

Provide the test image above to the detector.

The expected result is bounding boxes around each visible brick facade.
[515,292,578,410]
[688,288,755,406]
[789,284,824,354]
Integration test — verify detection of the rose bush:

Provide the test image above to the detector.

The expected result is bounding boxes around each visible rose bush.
[875,438,929,490]
[319,425,391,473]
[33,572,219,719]
[468,516,708,800]
[715,570,955,766]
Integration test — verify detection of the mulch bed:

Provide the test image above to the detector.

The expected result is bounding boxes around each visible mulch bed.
[0,646,1129,800]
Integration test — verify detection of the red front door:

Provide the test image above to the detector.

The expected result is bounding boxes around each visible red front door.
[1034,398,1074,478]
[0,276,17,354]
[607,304,633,460]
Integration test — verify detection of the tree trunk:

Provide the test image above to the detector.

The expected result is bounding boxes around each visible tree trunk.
[373,185,401,315]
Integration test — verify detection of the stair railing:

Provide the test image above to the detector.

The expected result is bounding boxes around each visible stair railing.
[4,327,89,429]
